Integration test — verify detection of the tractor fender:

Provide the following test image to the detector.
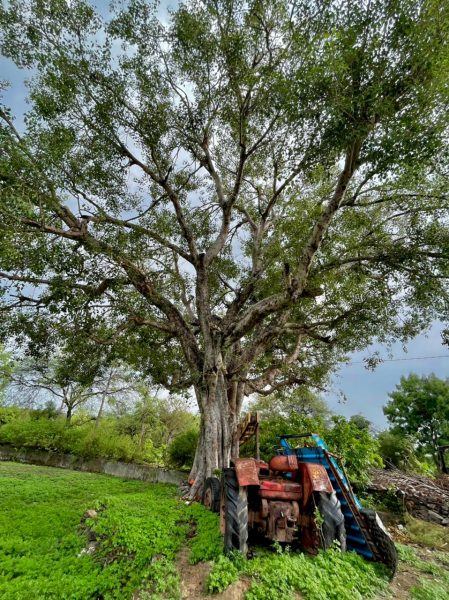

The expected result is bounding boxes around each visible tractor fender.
[299,462,333,507]
[233,458,260,486]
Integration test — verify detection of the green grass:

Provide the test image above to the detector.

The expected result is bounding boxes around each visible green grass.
[0,461,219,600]
[5,462,449,600]
[207,547,390,600]
[396,544,449,600]
[404,514,449,550]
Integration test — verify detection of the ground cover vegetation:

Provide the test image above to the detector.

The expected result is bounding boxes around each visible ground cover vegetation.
[0,461,400,600]
[1,0,449,497]
[396,544,449,600]
[207,549,390,599]
[0,462,186,599]
[0,461,225,600]
[3,462,448,600]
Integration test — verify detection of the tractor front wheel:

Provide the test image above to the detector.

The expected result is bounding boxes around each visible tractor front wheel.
[361,509,397,579]
[223,467,248,555]
[203,477,221,512]
[315,491,347,551]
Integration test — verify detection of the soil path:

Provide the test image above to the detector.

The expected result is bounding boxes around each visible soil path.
[177,548,249,600]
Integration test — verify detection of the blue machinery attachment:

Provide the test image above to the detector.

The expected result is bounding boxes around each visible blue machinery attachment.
[279,433,397,575]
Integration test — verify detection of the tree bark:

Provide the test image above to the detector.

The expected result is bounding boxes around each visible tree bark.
[95,369,113,429]
[188,372,244,498]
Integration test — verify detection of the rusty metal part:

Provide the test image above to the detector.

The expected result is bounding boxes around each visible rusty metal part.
[298,513,320,554]
[269,454,299,473]
[300,462,333,507]
[234,458,260,486]
[258,479,302,501]
[267,500,299,542]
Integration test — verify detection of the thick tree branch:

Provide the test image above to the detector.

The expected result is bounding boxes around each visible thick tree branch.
[228,141,364,338]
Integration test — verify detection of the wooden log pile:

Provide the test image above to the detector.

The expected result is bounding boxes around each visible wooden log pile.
[368,468,449,526]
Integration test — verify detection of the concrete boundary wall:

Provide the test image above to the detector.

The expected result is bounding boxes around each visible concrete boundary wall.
[0,444,185,485]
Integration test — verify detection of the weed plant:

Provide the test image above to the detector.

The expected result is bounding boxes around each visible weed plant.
[0,462,218,599]
[396,544,449,599]
[207,546,389,600]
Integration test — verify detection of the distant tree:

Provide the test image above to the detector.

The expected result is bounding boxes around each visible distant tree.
[377,430,423,472]
[349,414,372,432]
[1,0,449,495]
[10,354,139,421]
[115,389,197,454]
[383,374,449,470]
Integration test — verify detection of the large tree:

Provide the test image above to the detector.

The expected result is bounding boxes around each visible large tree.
[1,0,449,495]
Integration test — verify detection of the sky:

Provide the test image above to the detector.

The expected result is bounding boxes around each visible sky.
[325,322,449,430]
[1,3,448,430]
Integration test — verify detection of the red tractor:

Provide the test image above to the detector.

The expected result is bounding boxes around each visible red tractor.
[203,431,397,578]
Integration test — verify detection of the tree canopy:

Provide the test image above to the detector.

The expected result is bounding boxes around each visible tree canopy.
[1,0,449,491]
[384,373,449,468]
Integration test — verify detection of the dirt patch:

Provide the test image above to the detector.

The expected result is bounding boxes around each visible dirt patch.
[387,544,449,599]
[388,564,425,599]
[177,547,249,600]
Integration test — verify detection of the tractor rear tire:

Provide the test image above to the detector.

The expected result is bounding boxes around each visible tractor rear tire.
[361,509,397,579]
[223,467,248,555]
[203,477,221,513]
[315,491,347,551]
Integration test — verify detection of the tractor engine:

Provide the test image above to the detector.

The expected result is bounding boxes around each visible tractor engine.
[230,455,334,549]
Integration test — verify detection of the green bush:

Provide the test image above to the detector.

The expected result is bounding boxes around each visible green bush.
[0,408,170,465]
[325,416,383,486]
[168,429,198,469]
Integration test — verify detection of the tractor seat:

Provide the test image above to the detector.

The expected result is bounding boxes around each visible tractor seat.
[258,479,302,501]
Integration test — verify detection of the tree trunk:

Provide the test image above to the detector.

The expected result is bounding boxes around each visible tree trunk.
[95,369,113,429]
[188,372,244,499]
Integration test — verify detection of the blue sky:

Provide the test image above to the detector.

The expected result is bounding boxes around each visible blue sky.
[1,10,448,430]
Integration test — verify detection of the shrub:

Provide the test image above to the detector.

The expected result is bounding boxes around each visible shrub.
[325,416,383,486]
[168,429,198,469]
[0,409,167,464]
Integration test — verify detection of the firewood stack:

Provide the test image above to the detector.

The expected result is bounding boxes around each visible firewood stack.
[368,468,449,526]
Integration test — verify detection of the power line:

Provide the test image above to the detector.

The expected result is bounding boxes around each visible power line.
[347,354,449,366]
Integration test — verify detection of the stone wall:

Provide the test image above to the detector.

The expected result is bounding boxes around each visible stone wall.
[0,444,184,485]
[369,468,449,526]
